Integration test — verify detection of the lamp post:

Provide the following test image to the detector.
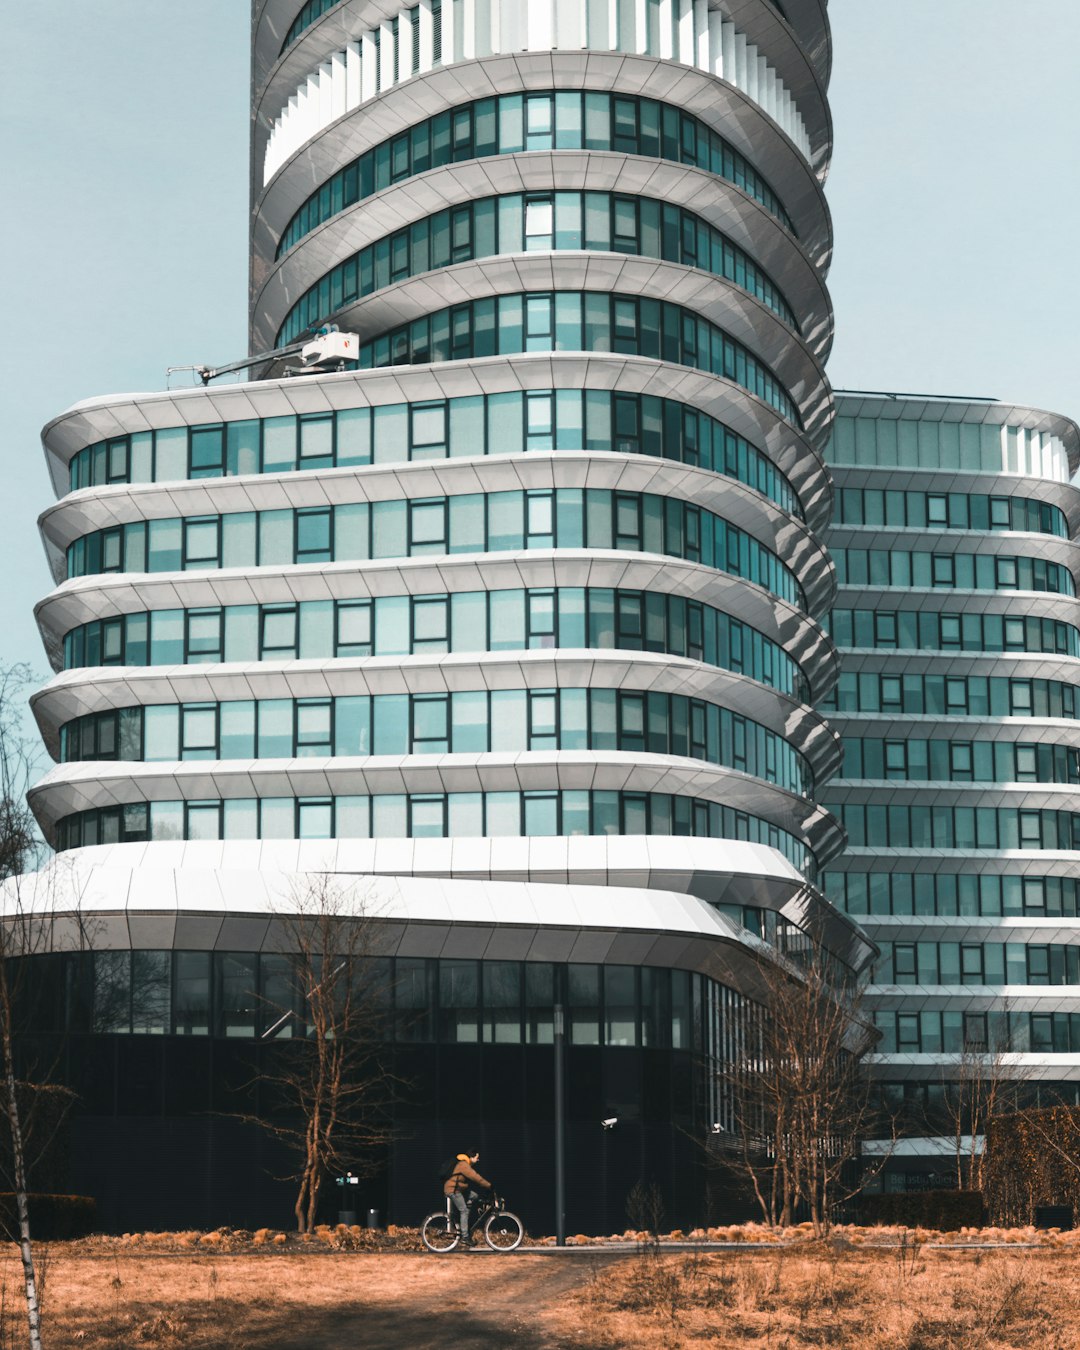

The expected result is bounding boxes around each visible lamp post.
[554,1001,566,1246]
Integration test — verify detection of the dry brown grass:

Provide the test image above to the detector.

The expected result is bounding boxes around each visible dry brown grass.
[0,1237,1075,1348]
[580,1243,1078,1348]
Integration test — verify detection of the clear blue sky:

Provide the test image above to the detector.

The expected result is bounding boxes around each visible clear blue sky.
[2,1,1079,702]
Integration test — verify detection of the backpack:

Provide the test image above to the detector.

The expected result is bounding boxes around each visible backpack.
[436,1155,459,1184]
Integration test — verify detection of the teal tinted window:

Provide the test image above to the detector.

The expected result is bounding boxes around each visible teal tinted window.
[276,90,794,259]
[63,687,811,793]
[65,388,802,518]
[57,789,812,875]
[339,293,799,426]
[62,585,808,699]
[65,487,805,608]
[279,0,339,53]
[277,193,799,346]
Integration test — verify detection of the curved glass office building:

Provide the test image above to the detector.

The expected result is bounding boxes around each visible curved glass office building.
[19,0,860,1232]
[821,394,1080,1190]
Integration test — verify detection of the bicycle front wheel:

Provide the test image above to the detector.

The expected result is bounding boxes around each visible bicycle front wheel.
[421,1211,461,1253]
[484,1209,525,1252]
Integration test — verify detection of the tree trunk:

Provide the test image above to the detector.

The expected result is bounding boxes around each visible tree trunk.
[2,1039,43,1349]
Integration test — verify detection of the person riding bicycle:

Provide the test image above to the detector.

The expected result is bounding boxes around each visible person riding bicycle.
[443,1150,492,1247]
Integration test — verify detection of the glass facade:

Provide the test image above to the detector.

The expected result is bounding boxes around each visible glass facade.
[14,948,730,1053]
[830,803,1080,852]
[822,396,1080,1192]
[821,869,1080,918]
[821,672,1080,719]
[66,389,804,518]
[277,291,801,427]
[60,585,810,698]
[834,487,1068,536]
[826,608,1080,657]
[55,789,812,873]
[872,940,1080,988]
[275,90,794,258]
[831,548,1074,596]
[875,1010,1080,1055]
[27,0,843,1233]
[260,0,815,185]
[839,736,1080,786]
[60,687,813,796]
[279,0,340,54]
[830,412,1070,481]
[276,189,799,339]
[64,488,807,608]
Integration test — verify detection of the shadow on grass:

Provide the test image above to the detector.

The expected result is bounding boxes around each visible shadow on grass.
[53,1296,615,1350]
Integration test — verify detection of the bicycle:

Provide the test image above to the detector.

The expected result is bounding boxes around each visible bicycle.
[421,1190,525,1253]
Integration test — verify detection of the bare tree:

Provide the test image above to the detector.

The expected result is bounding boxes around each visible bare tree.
[713,943,879,1235]
[941,1008,1019,1193]
[0,663,72,1350]
[242,874,399,1233]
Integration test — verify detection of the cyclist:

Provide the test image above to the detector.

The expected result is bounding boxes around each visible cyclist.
[443,1149,492,1247]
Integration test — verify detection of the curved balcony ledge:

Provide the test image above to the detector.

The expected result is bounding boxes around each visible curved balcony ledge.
[41,358,834,532]
[833,396,1080,482]
[827,475,1080,545]
[253,17,829,200]
[824,712,1080,754]
[826,651,1080,691]
[28,749,842,861]
[828,524,1080,565]
[252,256,834,450]
[0,840,825,997]
[829,587,1080,628]
[824,781,1080,813]
[829,536,1080,596]
[833,844,1080,863]
[36,551,838,699]
[32,649,841,783]
[777,880,876,974]
[854,913,1080,947]
[866,1050,1080,1077]
[253,153,832,359]
[254,53,832,270]
[40,452,835,617]
[741,0,831,88]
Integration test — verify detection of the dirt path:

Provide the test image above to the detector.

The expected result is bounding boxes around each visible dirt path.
[38,1250,621,1349]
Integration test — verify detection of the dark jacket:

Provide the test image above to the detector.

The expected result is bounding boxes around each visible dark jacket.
[443,1155,492,1197]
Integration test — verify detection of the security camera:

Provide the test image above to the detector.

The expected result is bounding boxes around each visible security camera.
[601,1117,618,1130]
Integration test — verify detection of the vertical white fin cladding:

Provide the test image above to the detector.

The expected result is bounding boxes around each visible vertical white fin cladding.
[605,0,618,48]
[262,0,815,183]
[317,62,332,131]
[361,32,377,102]
[345,40,362,105]
[556,0,587,49]
[462,0,477,59]
[330,50,347,119]
[658,0,672,59]
[417,0,434,71]
[715,14,730,78]
[693,0,709,69]
[399,9,415,79]
[379,22,395,89]
[677,0,695,65]
[528,0,553,53]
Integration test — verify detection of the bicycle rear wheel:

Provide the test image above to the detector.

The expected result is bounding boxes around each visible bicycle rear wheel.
[421,1211,461,1253]
[484,1209,525,1252]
